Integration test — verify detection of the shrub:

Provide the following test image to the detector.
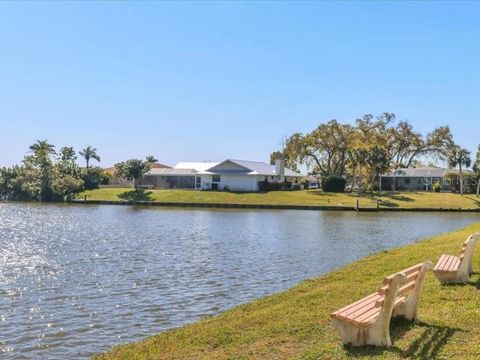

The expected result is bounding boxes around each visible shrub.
[51,174,84,197]
[258,181,293,191]
[433,181,441,193]
[321,176,346,193]
[279,181,292,190]
[258,181,276,191]
[81,167,110,190]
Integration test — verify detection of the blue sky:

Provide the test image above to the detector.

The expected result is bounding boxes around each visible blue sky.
[0,1,479,167]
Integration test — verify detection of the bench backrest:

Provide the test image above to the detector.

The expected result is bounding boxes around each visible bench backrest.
[460,233,480,274]
[377,261,433,303]
[373,272,406,327]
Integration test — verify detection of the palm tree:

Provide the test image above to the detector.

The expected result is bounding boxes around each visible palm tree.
[473,145,480,197]
[27,140,56,201]
[146,155,158,164]
[448,146,471,195]
[29,140,56,156]
[79,146,100,169]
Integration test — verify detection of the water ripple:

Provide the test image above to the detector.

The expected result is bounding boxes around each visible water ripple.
[0,203,478,359]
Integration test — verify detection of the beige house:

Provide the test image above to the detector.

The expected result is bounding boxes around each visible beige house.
[105,163,171,187]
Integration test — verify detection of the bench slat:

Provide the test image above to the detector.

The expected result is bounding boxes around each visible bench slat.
[435,255,455,272]
[439,255,450,271]
[448,257,461,272]
[383,263,422,285]
[433,254,448,271]
[331,292,379,317]
[436,255,461,273]
[376,282,412,306]
[356,296,405,327]
[441,255,450,268]
[336,294,383,321]
[444,255,455,271]
[398,281,415,295]
[378,272,417,294]
[460,239,469,255]
[350,305,381,325]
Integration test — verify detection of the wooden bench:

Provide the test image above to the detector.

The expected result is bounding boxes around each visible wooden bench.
[330,261,433,347]
[433,233,480,284]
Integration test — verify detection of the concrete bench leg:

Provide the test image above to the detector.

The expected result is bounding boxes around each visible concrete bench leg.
[332,318,392,347]
[394,261,433,320]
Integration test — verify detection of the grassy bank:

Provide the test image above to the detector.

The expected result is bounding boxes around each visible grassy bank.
[96,222,480,359]
[78,188,480,210]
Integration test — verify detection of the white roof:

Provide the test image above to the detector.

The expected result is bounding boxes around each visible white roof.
[164,159,303,177]
[174,162,219,172]
[221,159,302,177]
[147,168,198,175]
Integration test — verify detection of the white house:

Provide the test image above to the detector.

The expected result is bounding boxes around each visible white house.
[139,159,303,192]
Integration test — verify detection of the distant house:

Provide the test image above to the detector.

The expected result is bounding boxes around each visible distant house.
[380,167,473,191]
[105,162,172,187]
[139,159,303,192]
[104,162,171,177]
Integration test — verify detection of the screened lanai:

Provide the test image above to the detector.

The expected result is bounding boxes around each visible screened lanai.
[139,168,198,189]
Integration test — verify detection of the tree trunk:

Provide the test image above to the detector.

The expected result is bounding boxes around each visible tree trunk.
[459,165,464,196]
[476,178,480,197]
[351,167,357,192]
[371,170,377,192]
[133,178,138,190]
[357,166,364,194]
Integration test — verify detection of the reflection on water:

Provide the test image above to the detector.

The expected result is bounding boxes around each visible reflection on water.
[0,203,477,358]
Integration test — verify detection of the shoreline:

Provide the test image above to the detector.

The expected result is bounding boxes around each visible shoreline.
[96,222,480,359]
[71,198,480,212]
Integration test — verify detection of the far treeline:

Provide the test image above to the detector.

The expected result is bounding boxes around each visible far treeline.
[0,140,157,201]
[270,113,480,195]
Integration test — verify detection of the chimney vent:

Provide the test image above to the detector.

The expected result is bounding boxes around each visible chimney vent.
[275,158,285,182]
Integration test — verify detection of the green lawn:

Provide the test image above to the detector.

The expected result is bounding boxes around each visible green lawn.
[96,223,480,359]
[77,188,480,209]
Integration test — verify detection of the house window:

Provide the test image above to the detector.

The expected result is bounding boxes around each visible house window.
[212,175,221,183]
[405,178,410,184]
[196,177,201,189]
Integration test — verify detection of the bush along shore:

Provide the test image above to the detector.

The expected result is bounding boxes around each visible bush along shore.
[0,140,159,202]
[75,188,480,212]
[96,222,480,360]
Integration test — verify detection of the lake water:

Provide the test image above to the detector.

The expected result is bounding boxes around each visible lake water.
[0,203,478,359]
